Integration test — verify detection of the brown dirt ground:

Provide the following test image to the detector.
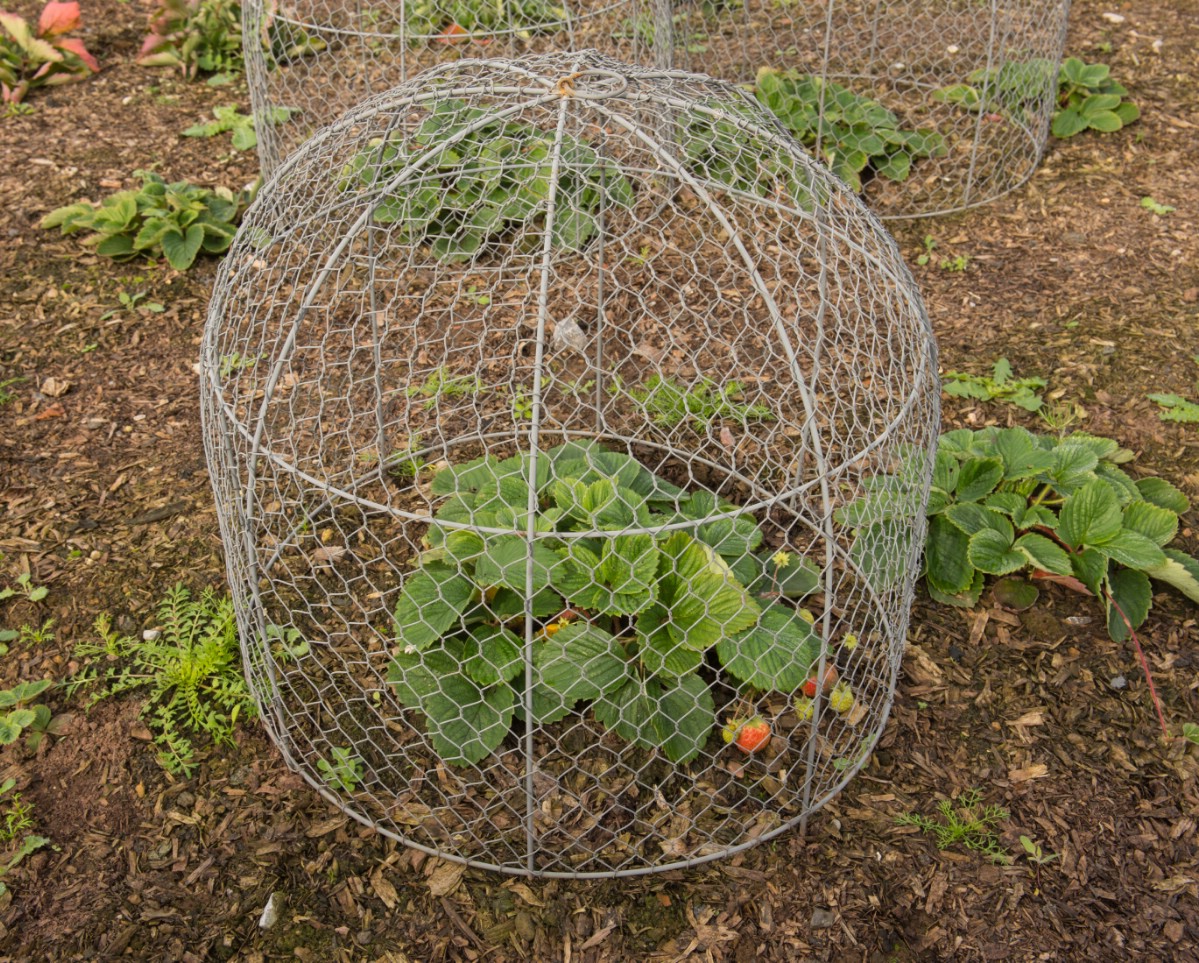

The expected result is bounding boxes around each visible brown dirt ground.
[2,0,1199,959]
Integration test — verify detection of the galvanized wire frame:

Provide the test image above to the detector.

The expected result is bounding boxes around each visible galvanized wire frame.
[664,0,1071,218]
[244,0,656,177]
[201,52,940,877]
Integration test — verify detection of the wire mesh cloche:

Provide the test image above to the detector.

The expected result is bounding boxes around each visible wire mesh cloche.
[243,0,657,176]
[664,0,1071,217]
[201,52,940,878]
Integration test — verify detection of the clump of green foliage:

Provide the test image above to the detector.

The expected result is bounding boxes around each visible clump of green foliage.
[40,170,245,271]
[389,441,822,766]
[317,746,364,792]
[0,777,50,899]
[0,679,64,749]
[934,56,1138,139]
[406,366,483,410]
[137,0,242,80]
[0,0,98,105]
[941,358,1046,412]
[627,375,774,430]
[339,99,635,262]
[183,105,295,151]
[71,585,255,775]
[897,789,1010,864]
[755,68,946,191]
[842,427,1199,647]
[1148,393,1199,424]
[405,0,566,40]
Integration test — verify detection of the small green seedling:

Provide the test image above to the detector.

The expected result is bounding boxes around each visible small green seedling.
[0,574,47,603]
[1140,197,1175,216]
[941,254,970,272]
[916,235,936,266]
[405,366,482,410]
[0,377,23,405]
[941,358,1045,412]
[1183,722,1199,745]
[317,746,364,792]
[1019,834,1059,866]
[100,289,165,321]
[219,352,264,377]
[0,778,49,899]
[896,789,1010,864]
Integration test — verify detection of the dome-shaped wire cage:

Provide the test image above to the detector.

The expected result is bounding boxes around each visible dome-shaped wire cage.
[201,51,940,877]
[244,0,662,176]
[664,0,1071,218]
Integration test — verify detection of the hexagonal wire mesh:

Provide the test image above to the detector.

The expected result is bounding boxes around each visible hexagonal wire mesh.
[664,0,1072,217]
[200,52,940,877]
[244,0,663,176]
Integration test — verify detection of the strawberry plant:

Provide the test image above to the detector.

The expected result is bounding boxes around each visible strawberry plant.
[839,427,1199,733]
[934,56,1138,139]
[388,441,825,766]
[138,0,242,80]
[754,68,946,192]
[40,170,245,271]
[0,1,98,104]
[339,99,635,262]
[405,0,567,41]
[942,358,1046,412]
[182,104,295,151]
[627,375,775,431]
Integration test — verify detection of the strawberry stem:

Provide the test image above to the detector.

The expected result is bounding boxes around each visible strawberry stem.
[1106,589,1169,739]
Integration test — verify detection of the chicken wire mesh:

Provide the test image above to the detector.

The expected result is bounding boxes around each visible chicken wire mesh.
[663,0,1071,217]
[200,51,940,877]
[244,0,658,176]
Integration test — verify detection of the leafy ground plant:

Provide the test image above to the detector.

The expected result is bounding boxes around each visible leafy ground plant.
[896,789,1010,864]
[182,104,295,151]
[40,169,244,270]
[339,99,634,262]
[317,746,364,792]
[755,68,946,191]
[0,778,49,899]
[405,0,567,41]
[138,0,242,81]
[840,427,1199,733]
[627,375,774,430]
[0,573,47,602]
[941,358,1046,412]
[934,56,1138,139]
[1147,393,1199,423]
[70,585,255,775]
[389,441,823,766]
[0,1,98,105]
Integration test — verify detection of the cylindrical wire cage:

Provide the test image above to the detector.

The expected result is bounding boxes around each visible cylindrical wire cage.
[665,0,1071,217]
[244,0,656,176]
[201,52,940,877]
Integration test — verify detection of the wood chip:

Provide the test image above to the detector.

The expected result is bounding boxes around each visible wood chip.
[1008,763,1049,782]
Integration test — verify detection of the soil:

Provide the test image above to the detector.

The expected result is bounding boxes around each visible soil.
[2,0,1199,959]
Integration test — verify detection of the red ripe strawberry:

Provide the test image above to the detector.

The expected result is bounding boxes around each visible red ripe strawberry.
[722,716,770,753]
[803,664,838,699]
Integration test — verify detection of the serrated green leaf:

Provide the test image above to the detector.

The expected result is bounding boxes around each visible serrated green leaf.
[1106,568,1152,642]
[637,607,704,678]
[1123,501,1178,548]
[462,624,523,685]
[1013,533,1072,575]
[925,514,973,593]
[945,503,1014,539]
[1058,481,1122,550]
[927,568,985,608]
[1071,548,1108,596]
[533,622,625,716]
[968,528,1026,576]
[1093,529,1166,570]
[593,673,714,764]
[473,536,560,593]
[393,564,478,652]
[1146,549,1199,605]
[955,457,1005,502]
[487,586,563,621]
[422,675,515,766]
[657,533,758,651]
[716,604,821,692]
[1135,477,1190,514]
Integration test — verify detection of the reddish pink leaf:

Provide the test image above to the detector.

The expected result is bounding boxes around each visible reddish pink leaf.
[56,35,98,71]
[37,0,81,37]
